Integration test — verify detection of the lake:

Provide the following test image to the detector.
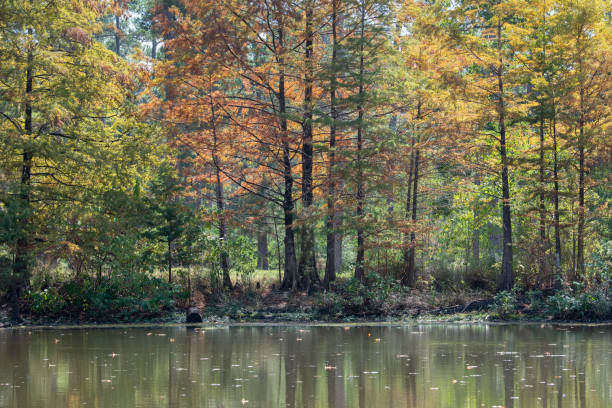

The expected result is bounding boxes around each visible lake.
[0,324,610,407]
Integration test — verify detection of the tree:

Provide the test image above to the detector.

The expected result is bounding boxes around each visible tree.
[558,0,611,281]
[0,0,146,319]
[437,0,529,290]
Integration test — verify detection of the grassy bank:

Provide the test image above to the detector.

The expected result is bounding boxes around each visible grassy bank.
[1,269,610,327]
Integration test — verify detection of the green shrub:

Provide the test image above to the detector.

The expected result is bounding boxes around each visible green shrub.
[25,272,187,322]
[590,240,611,282]
[546,289,611,320]
[316,272,404,317]
[491,288,520,319]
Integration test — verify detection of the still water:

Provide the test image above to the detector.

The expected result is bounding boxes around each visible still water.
[0,324,610,407]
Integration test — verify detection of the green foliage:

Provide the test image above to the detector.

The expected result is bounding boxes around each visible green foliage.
[546,288,611,321]
[203,233,256,287]
[589,240,611,282]
[317,272,404,317]
[491,288,520,319]
[490,284,611,321]
[25,273,186,322]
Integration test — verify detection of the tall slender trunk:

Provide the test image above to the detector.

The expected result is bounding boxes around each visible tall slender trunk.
[273,215,282,284]
[151,36,157,59]
[472,171,481,265]
[402,136,414,283]
[538,115,547,284]
[405,101,422,286]
[552,110,562,287]
[209,88,232,289]
[497,22,513,291]
[215,167,232,289]
[257,230,269,270]
[299,0,318,288]
[354,4,366,281]
[278,28,299,290]
[407,140,420,287]
[12,36,34,321]
[571,230,576,279]
[576,86,585,281]
[167,238,172,283]
[115,15,121,56]
[324,0,339,288]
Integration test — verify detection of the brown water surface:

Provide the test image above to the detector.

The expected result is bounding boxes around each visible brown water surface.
[0,324,610,407]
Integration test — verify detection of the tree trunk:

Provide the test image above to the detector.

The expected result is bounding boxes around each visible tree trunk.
[257,230,269,270]
[354,4,366,282]
[215,167,232,289]
[324,1,339,288]
[334,226,342,273]
[210,88,232,290]
[167,238,172,283]
[12,38,34,321]
[151,36,157,59]
[273,214,282,284]
[497,22,513,291]
[552,112,562,288]
[538,116,547,283]
[405,101,422,287]
[472,172,481,266]
[576,87,585,281]
[402,136,414,283]
[571,230,576,279]
[407,144,420,287]
[115,15,121,56]
[298,0,318,288]
[278,29,299,290]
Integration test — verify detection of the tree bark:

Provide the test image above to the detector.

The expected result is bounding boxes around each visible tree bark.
[407,144,420,287]
[215,166,232,289]
[115,15,121,56]
[210,88,232,289]
[497,21,513,291]
[278,28,299,290]
[538,116,547,283]
[402,135,415,283]
[257,230,269,270]
[472,171,481,266]
[12,35,34,321]
[405,102,422,287]
[552,112,562,288]
[324,0,339,288]
[151,36,157,59]
[298,0,318,288]
[354,4,366,282]
[167,238,172,283]
[576,86,585,281]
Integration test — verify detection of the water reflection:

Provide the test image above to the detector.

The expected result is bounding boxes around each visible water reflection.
[0,324,610,407]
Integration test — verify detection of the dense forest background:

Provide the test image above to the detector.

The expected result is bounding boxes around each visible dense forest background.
[1,0,610,322]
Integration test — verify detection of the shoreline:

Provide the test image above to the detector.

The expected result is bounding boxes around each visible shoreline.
[3,313,611,330]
